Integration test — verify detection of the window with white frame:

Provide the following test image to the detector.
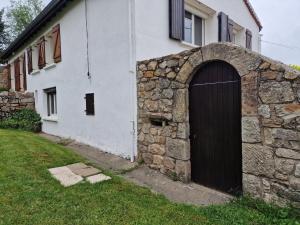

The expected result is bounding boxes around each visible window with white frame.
[44,87,57,117]
[184,11,204,46]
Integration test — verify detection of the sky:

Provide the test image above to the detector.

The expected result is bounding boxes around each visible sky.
[0,0,299,65]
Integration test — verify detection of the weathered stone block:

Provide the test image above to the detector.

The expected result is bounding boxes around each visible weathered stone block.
[290,177,300,191]
[243,144,275,178]
[148,144,165,155]
[142,153,153,164]
[144,81,156,91]
[243,173,262,198]
[176,62,193,83]
[275,104,300,118]
[188,51,202,67]
[275,158,295,175]
[177,123,189,139]
[261,71,278,80]
[153,155,164,165]
[166,138,190,160]
[175,160,191,182]
[275,148,300,160]
[163,157,175,170]
[173,89,187,122]
[295,163,300,177]
[144,71,154,78]
[241,72,258,116]
[161,89,174,99]
[258,105,271,118]
[148,61,158,70]
[242,117,261,143]
[259,81,295,104]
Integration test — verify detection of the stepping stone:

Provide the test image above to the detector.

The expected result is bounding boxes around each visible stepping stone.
[67,163,87,171]
[72,167,101,178]
[67,163,101,178]
[86,174,111,184]
[49,166,83,187]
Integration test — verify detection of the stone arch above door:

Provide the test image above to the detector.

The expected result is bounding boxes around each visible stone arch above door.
[137,43,300,206]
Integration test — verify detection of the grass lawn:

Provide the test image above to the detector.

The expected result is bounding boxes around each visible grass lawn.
[0,129,299,225]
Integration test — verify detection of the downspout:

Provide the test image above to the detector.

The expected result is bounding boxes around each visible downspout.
[129,0,137,163]
[84,0,91,79]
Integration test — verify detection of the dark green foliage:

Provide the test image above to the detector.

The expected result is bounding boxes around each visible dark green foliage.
[0,108,41,132]
[0,9,10,51]
[291,65,300,71]
[0,87,9,92]
[6,0,44,39]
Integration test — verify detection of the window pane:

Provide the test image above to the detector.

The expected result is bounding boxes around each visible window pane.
[47,94,50,116]
[54,93,57,114]
[45,87,57,116]
[184,11,192,43]
[194,16,203,46]
[51,94,55,115]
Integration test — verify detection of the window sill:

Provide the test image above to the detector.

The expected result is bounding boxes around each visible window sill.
[43,116,58,122]
[180,41,201,48]
[30,70,41,75]
[44,63,56,71]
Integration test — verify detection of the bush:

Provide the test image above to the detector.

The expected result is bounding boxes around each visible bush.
[291,64,300,71]
[0,87,9,92]
[0,109,42,132]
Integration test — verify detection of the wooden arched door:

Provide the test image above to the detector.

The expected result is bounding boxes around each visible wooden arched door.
[189,61,242,195]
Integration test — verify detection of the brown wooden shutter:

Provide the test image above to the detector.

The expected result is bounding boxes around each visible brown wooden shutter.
[27,47,33,74]
[85,93,95,115]
[22,52,27,91]
[52,24,62,63]
[38,37,46,69]
[14,58,21,91]
[218,12,229,42]
[169,0,184,40]
[246,29,252,50]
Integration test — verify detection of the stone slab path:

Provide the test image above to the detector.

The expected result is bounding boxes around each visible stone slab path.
[124,166,232,206]
[49,166,83,187]
[40,133,138,173]
[49,163,111,187]
[41,133,232,205]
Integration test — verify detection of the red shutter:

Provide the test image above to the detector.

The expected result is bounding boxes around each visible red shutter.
[23,52,27,91]
[246,29,252,50]
[14,58,21,91]
[52,24,62,63]
[38,37,46,69]
[27,47,33,74]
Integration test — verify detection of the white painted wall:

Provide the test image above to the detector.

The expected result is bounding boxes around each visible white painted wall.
[135,0,261,61]
[8,0,135,159]
[6,0,261,160]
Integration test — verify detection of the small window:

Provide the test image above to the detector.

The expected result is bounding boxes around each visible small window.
[85,93,95,115]
[246,29,252,50]
[184,11,204,46]
[45,88,57,117]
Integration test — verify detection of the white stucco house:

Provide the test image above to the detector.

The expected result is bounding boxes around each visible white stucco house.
[1,0,262,161]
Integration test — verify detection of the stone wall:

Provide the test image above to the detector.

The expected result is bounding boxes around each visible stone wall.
[0,91,35,120]
[137,43,300,207]
[0,67,9,89]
